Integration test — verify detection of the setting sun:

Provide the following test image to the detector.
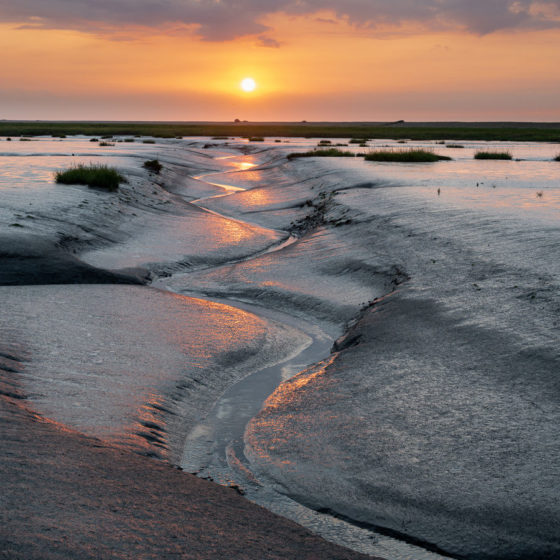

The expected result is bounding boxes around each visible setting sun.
[240,78,257,92]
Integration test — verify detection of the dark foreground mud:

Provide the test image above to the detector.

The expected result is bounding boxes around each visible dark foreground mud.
[0,395,378,560]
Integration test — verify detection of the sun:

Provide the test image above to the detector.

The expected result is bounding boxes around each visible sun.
[240,77,257,92]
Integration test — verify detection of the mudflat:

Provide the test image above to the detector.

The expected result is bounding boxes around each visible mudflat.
[0,394,377,560]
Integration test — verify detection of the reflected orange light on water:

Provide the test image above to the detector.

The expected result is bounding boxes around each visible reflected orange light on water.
[122,297,268,457]
[264,355,337,412]
[240,187,274,207]
[165,294,266,358]
[233,161,257,172]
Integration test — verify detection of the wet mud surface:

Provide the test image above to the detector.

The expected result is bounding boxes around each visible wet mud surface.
[0,395,374,560]
[2,136,560,559]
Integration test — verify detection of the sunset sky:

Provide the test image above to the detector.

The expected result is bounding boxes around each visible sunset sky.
[1,1,559,121]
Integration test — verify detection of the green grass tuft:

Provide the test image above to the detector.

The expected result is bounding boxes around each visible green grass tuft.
[288,148,356,160]
[143,159,163,174]
[248,136,265,142]
[474,151,512,160]
[142,139,156,144]
[554,154,560,162]
[446,144,465,148]
[99,141,114,146]
[55,164,127,191]
[364,149,452,162]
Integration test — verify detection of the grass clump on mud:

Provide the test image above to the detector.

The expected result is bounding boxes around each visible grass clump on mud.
[288,148,356,160]
[474,151,512,160]
[55,164,127,191]
[364,149,451,162]
[554,154,560,162]
[143,159,163,174]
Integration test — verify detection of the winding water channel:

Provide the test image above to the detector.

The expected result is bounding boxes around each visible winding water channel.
[160,159,451,560]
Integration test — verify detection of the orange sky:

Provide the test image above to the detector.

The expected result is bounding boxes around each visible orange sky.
[1,8,559,121]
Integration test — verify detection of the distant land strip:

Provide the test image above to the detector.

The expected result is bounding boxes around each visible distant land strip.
[1,121,560,142]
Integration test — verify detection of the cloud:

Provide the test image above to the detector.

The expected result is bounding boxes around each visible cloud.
[257,35,281,48]
[0,0,559,40]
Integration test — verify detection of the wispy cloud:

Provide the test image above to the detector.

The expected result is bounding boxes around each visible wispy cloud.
[1,0,559,40]
[257,35,281,48]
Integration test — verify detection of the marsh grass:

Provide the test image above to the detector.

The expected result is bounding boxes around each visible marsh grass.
[123,138,135,142]
[1,122,559,142]
[143,159,163,174]
[554,154,560,162]
[142,139,156,144]
[474,151,512,160]
[364,149,452,162]
[99,141,114,147]
[55,164,127,191]
[446,144,465,148]
[288,148,356,160]
[248,136,265,142]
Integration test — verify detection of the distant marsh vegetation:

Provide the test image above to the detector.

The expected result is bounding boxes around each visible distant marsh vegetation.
[364,149,452,162]
[474,151,512,160]
[288,148,356,160]
[55,164,127,191]
[1,122,559,143]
